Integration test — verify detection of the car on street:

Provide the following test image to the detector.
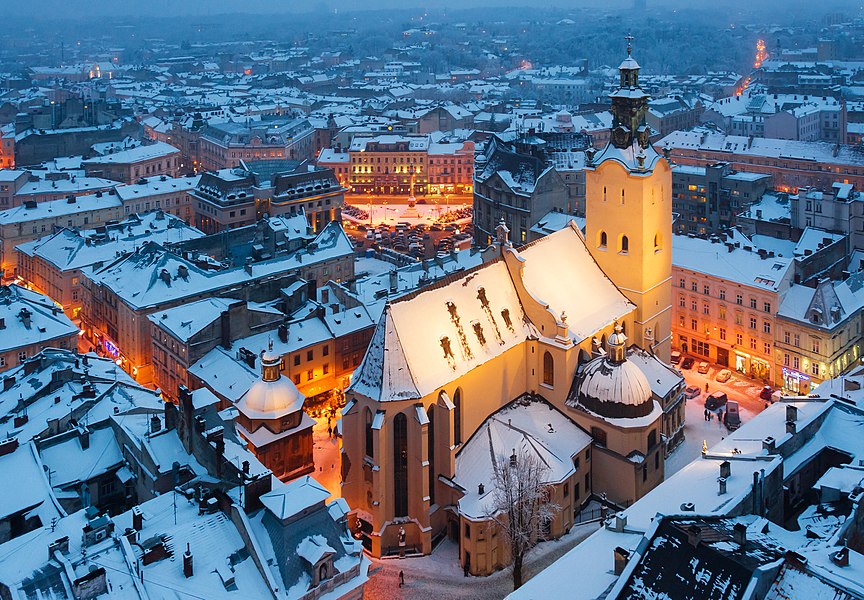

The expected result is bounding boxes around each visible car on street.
[715,369,732,383]
[724,401,741,430]
[705,391,728,411]
[697,361,710,374]
[684,385,701,399]
[759,386,774,401]
[671,351,681,365]
[680,357,695,369]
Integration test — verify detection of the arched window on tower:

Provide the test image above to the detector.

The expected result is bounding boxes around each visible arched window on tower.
[603,186,607,202]
[364,407,374,458]
[393,412,408,517]
[427,405,436,504]
[621,189,625,205]
[598,230,607,249]
[453,388,463,445]
[621,235,629,254]
[543,351,554,387]
[654,233,661,252]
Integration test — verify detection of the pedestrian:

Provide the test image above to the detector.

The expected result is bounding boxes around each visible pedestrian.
[328,426,333,438]
[704,408,708,421]
[399,570,405,588]
[705,382,709,392]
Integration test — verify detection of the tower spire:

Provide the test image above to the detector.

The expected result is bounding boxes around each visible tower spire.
[608,33,650,149]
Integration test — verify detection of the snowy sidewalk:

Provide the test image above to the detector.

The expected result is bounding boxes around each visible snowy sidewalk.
[363,520,601,599]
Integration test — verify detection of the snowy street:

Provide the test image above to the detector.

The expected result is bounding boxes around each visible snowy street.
[311,413,343,502]
[665,360,770,475]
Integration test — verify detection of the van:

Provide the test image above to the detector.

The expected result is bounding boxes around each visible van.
[724,401,741,430]
[670,351,681,365]
[396,222,410,232]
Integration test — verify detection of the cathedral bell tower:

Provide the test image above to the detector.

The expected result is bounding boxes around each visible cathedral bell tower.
[584,35,672,362]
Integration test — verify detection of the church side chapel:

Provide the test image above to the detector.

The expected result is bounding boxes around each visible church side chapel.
[340,43,682,575]
[233,344,316,480]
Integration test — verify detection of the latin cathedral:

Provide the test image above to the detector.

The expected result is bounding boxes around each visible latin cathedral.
[341,46,684,576]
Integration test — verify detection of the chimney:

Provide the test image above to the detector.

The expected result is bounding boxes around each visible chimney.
[160,268,171,286]
[244,257,253,275]
[150,414,161,434]
[613,547,630,575]
[509,450,517,468]
[762,436,776,453]
[3,376,14,391]
[786,420,797,435]
[831,546,850,567]
[786,404,798,422]
[0,437,19,457]
[278,323,288,343]
[79,426,90,450]
[220,310,231,350]
[49,536,70,557]
[389,269,398,292]
[123,527,138,544]
[720,460,731,479]
[132,506,143,531]
[183,544,193,578]
[733,523,747,547]
[478,483,485,495]
[687,524,702,548]
[719,476,727,495]
[242,460,250,475]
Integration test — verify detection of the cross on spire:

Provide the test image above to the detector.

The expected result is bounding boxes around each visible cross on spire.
[625,33,635,56]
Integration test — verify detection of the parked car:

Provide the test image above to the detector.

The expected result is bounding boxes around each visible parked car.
[697,361,710,374]
[705,391,728,411]
[680,357,695,370]
[724,401,741,430]
[715,369,732,383]
[759,386,774,401]
[684,385,701,399]
[670,351,681,365]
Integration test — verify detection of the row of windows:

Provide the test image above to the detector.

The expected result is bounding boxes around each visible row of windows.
[597,231,662,253]
[678,278,772,312]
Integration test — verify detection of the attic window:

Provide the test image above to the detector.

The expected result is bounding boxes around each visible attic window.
[440,336,454,360]
[477,287,489,309]
[501,308,513,331]
[472,321,486,345]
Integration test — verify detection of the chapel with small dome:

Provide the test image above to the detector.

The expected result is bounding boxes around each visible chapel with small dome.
[234,345,316,480]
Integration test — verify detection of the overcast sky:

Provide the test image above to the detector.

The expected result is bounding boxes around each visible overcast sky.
[3,0,859,18]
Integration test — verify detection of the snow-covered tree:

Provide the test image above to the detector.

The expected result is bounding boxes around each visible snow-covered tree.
[490,449,561,591]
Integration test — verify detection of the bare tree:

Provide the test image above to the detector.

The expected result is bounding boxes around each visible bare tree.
[490,449,561,591]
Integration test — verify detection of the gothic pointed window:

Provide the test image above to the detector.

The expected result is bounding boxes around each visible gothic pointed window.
[427,405,436,504]
[599,231,607,249]
[364,408,374,458]
[543,351,554,387]
[621,235,629,253]
[393,413,408,517]
[453,388,463,445]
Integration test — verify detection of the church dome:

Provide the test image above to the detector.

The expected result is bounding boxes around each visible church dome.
[237,349,305,420]
[618,56,640,72]
[575,325,654,419]
[577,357,653,419]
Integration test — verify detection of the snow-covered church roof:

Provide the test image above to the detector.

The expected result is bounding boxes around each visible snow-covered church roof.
[349,223,635,402]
